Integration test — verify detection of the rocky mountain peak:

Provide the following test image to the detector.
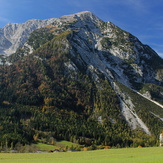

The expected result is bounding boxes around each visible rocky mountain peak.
[61,11,99,20]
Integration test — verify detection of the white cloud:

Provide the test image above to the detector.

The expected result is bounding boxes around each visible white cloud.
[121,0,149,14]
[154,23,163,31]
[0,15,11,27]
[0,16,10,23]
[156,51,163,58]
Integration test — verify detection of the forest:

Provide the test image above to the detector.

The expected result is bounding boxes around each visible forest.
[0,29,163,151]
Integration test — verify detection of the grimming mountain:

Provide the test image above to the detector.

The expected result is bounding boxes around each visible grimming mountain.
[0,11,163,148]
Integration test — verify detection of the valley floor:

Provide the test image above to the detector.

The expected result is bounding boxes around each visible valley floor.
[0,147,163,163]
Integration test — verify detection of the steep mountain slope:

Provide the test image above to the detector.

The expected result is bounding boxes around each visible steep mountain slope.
[0,18,56,55]
[0,11,163,148]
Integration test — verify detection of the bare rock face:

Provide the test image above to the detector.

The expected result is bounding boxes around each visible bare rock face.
[0,18,56,55]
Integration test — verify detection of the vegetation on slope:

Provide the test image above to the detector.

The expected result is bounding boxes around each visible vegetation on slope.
[0,30,134,149]
[117,82,163,136]
[27,28,55,50]
[0,22,162,151]
[139,83,163,105]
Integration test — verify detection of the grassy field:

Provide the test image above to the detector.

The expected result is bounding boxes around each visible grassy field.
[1,147,163,163]
[36,140,79,151]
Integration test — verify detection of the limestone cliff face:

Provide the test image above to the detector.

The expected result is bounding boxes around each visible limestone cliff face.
[0,18,56,55]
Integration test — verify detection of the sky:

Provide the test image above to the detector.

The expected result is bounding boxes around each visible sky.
[0,0,163,57]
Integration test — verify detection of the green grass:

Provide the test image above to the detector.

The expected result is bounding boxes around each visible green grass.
[56,140,79,147]
[36,143,55,151]
[1,147,163,163]
[36,141,79,151]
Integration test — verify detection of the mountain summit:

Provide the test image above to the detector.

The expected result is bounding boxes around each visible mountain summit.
[0,11,163,148]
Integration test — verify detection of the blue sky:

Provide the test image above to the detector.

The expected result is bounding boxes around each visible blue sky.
[0,0,163,57]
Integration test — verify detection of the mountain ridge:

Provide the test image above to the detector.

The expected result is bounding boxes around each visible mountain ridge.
[0,18,56,55]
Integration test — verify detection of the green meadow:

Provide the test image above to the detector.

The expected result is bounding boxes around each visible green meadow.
[36,140,79,151]
[1,147,163,163]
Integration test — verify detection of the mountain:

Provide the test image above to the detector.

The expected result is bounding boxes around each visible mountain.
[0,11,163,148]
[0,18,56,56]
